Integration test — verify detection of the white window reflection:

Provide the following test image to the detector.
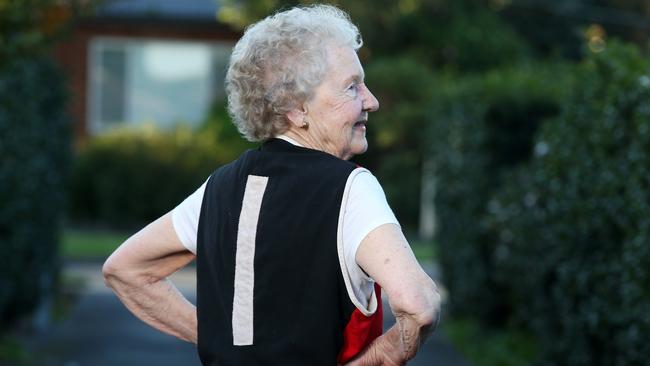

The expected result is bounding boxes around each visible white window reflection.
[89,37,232,133]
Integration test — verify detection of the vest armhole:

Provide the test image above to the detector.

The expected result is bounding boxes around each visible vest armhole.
[336,167,378,317]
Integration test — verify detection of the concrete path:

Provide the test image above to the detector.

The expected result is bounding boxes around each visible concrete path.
[30,264,200,366]
[29,262,469,366]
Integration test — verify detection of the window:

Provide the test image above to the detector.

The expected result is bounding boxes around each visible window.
[88,37,232,133]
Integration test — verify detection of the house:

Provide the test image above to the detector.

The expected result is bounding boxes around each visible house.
[52,0,240,141]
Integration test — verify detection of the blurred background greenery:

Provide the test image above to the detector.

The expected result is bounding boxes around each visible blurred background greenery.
[2,0,650,365]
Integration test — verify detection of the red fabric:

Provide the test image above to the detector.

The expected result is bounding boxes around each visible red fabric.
[337,284,384,364]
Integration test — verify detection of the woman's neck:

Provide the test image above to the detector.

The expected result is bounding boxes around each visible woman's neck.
[280,128,345,159]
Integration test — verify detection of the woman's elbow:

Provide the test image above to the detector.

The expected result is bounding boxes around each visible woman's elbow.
[102,255,121,289]
[102,247,137,290]
[415,278,441,327]
[392,276,441,327]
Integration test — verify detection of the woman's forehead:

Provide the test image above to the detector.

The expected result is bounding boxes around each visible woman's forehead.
[325,45,364,83]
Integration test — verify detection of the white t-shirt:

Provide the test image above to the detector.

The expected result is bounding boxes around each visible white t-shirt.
[171,137,399,309]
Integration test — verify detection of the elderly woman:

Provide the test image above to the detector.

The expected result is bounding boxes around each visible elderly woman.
[103,4,439,366]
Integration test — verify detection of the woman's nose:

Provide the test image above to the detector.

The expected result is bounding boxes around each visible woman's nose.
[362,85,379,112]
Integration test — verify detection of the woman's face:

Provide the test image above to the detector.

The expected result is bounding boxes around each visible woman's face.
[305,45,379,160]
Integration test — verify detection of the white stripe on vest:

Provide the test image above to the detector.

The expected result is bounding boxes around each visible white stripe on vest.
[232,175,268,345]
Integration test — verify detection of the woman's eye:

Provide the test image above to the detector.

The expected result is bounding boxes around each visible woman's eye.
[346,84,359,95]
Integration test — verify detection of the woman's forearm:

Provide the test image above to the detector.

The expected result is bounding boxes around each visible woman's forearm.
[105,272,198,343]
[102,212,198,343]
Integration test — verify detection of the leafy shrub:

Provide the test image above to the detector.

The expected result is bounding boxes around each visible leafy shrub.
[68,125,248,228]
[429,63,572,324]
[0,56,71,327]
[486,41,650,365]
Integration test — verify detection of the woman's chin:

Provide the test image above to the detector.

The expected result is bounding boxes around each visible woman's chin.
[351,139,368,156]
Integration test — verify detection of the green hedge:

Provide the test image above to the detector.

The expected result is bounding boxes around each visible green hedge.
[430,63,572,324]
[486,42,650,365]
[68,125,247,228]
[0,56,71,327]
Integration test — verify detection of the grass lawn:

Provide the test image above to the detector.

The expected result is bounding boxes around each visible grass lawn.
[61,229,131,261]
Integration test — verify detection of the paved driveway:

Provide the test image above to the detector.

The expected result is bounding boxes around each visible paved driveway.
[30,263,468,366]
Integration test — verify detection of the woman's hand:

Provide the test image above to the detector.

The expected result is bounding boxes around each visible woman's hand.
[343,325,406,366]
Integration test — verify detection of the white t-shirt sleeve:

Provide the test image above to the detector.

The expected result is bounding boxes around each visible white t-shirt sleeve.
[342,170,400,309]
[171,179,208,254]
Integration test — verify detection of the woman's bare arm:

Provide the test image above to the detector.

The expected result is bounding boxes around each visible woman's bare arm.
[102,212,198,343]
[346,223,441,365]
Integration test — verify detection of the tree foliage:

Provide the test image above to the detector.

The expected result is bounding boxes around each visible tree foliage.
[0,0,87,67]
[496,0,650,59]
[218,0,529,71]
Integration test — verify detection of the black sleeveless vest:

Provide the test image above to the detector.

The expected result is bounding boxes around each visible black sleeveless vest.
[196,138,361,365]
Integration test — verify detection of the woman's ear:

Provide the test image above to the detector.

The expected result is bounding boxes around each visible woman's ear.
[285,106,308,129]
